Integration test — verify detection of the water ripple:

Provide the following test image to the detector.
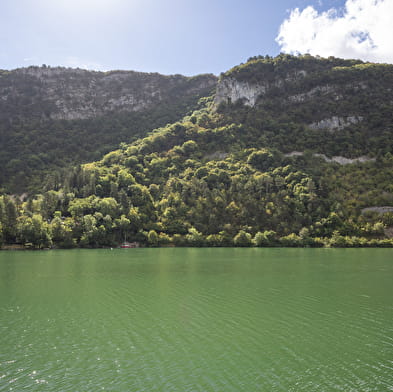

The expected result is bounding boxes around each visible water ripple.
[0,248,392,391]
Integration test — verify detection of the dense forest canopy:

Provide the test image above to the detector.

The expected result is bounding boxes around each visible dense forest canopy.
[1,54,393,248]
[0,67,216,192]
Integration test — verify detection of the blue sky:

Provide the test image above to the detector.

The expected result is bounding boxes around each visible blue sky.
[1,0,391,75]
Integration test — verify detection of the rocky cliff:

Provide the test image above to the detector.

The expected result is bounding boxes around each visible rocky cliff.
[1,55,393,194]
[0,66,217,192]
[214,77,269,107]
[0,66,216,121]
[214,69,307,107]
[214,55,393,142]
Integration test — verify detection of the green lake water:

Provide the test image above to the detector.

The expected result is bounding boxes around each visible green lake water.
[0,248,392,391]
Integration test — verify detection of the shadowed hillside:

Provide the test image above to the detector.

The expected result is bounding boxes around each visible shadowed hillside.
[0,66,216,192]
[1,55,392,248]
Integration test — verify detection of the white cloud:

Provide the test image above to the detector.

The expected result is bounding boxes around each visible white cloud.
[23,57,39,63]
[276,0,393,63]
[65,56,106,71]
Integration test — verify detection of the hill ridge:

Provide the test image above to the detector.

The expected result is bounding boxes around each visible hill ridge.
[1,54,393,248]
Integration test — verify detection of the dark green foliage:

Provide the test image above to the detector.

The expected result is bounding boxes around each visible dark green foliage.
[0,67,216,192]
[233,230,253,247]
[1,55,393,248]
[0,222,3,247]
[16,214,52,249]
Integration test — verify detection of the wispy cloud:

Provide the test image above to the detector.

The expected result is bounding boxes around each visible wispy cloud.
[276,0,393,63]
[65,56,106,71]
[23,57,39,64]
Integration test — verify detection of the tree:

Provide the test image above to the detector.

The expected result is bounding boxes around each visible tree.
[68,197,96,218]
[117,169,136,188]
[247,149,279,171]
[206,231,232,247]
[158,232,171,245]
[1,196,18,243]
[17,214,52,248]
[253,230,278,246]
[128,207,142,233]
[185,227,205,247]
[114,214,130,241]
[233,230,253,247]
[0,221,3,247]
[42,191,60,219]
[280,233,302,247]
[80,215,100,247]
[97,197,119,217]
[50,212,75,248]
[147,230,159,246]
[329,230,347,247]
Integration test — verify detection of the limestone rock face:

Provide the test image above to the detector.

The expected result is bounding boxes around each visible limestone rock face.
[214,69,308,107]
[314,154,374,165]
[284,151,375,165]
[288,85,339,103]
[309,116,363,132]
[0,66,217,121]
[214,77,268,107]
[362,206,393,214]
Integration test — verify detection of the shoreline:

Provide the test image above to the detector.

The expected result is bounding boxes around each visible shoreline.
[1,242,393,250]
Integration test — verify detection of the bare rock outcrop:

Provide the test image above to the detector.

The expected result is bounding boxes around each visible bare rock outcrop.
[0,66,217,121]
[361,206,393,214]
[308,116,363,132]
[214,77,268,107]
[284,151,375,165]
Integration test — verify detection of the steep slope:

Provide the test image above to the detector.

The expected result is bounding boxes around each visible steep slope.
[1,55,393,248]
[216,54,393,158]
[0,66,216,192]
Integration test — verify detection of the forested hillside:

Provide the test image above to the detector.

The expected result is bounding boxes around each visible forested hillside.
[1,55,393,248]
[0,66,216,192]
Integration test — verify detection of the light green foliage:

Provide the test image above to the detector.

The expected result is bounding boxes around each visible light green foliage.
[97,198,119,217]
[233,230,253,247]
[253,230,278,247]
[79,215,108,247]
[247,149,280,171]
[185,227,205,247]
[0,70,216,193]
[117,169,136,188]
[206,231,232,247]
[280,233,303,247]
[0,196,18,243]
[68,197,95,218]
[1,55,393,247]
[158,232,171,245]
[50,213,75,248]
[17,214,52,248]
[147,230,159,246]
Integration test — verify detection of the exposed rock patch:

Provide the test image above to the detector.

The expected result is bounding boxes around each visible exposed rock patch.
[361,206,393,214]
[288,85,339,103]
[284,151,304,157]
[204,151,229,160]
[287,82,367,103]
[314,154,374,164]
[214,70,308,107]
[214,77,268,107]
[309,116,363,132]
[0,66,217,121]
[284,151,375,165]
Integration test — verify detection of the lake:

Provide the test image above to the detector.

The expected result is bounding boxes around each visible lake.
[0,248,392,391]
